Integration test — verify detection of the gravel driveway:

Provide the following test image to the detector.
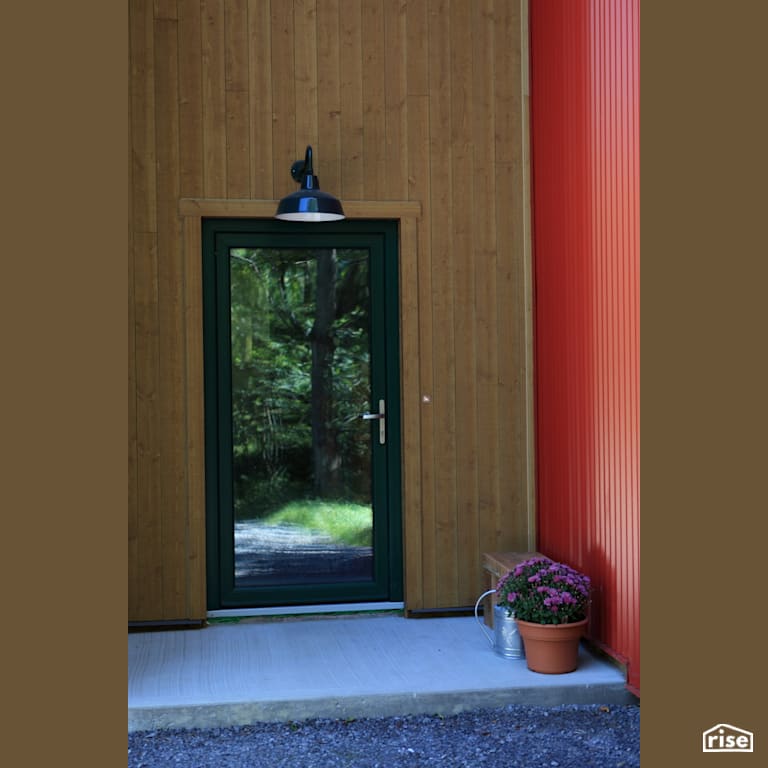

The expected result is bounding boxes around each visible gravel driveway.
[128,703,639,767]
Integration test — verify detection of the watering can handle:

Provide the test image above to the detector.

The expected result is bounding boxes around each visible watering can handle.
[474,589,497,647]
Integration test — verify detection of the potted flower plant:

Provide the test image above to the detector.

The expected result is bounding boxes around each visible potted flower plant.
[495,557,591,674]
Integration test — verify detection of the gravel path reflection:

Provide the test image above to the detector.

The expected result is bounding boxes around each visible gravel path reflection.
[234,522,373,586]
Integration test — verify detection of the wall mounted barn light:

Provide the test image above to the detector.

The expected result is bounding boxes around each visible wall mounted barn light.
[275,145,345,222]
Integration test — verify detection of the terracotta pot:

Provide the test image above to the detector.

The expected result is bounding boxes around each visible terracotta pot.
[516,618,588,674]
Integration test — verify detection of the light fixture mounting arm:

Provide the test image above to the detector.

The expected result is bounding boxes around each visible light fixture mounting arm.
[290,145,317,188]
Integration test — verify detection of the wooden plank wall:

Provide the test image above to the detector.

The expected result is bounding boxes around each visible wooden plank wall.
[129,0,533,621]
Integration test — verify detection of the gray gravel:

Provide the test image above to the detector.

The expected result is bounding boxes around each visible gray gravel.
[128,703,639,767]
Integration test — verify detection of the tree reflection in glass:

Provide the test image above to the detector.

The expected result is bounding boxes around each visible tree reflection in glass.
[229,247,374,587]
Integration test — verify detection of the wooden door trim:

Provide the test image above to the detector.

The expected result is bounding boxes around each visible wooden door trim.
[180,198,422,220]
[180,200,421,615]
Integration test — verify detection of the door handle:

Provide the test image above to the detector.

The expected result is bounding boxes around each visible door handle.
[360,399,386,445]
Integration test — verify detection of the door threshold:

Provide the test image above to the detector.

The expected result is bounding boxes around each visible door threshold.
[207,602,405,620]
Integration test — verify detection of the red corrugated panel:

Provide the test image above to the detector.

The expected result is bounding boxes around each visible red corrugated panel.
[529,0,640,694]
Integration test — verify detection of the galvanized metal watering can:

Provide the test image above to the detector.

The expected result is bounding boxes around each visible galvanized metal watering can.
[474,589,525,659]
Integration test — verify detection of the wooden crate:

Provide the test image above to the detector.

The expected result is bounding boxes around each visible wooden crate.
[481,551,546,627]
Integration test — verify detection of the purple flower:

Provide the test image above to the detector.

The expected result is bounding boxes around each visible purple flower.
[495,557,590,624]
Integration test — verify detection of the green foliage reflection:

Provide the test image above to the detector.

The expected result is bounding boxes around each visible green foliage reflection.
[229,247,371,522]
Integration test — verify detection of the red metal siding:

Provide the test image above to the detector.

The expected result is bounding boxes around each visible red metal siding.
[529,0,640,694]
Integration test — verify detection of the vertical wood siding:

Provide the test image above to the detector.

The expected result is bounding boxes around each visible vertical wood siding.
[129,0,534,621]
[529,0,640,692]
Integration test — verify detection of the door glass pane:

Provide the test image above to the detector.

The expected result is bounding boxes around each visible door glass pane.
[229,247,373,587]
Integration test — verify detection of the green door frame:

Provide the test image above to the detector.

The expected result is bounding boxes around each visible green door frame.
[202,218,402,610]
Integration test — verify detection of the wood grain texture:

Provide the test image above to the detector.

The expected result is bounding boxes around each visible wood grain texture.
[130,0,159,621]
[339,0,364,198]
[154,16,187,616]
[398,215,422,609]
[316,0,342,196]
[383,0,408,199]
[248,0,273,197]
[178,0,204,197]
[225,0,251,197]
[201,0,227,198]
[450,0,480,603]
[132,231,163,618]
[183,216,208,616]
[361,0,386,199]
[128,147,139,618]
[129,0,157,235]
[293,0,319,147]
[494,0,530,551]
[129,0,533,620]
[178,198,421,218]
[472,0,501,561]
[404,0,432,609]
[270,0,296,200]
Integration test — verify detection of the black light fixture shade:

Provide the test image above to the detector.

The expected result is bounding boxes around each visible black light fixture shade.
[275,145,345,222]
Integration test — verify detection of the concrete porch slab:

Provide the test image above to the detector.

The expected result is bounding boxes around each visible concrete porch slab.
[128,614,634,732]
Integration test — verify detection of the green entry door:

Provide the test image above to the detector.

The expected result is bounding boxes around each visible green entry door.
[203,219,402,610]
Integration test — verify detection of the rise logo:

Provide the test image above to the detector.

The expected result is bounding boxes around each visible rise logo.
[702,724,754,753]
